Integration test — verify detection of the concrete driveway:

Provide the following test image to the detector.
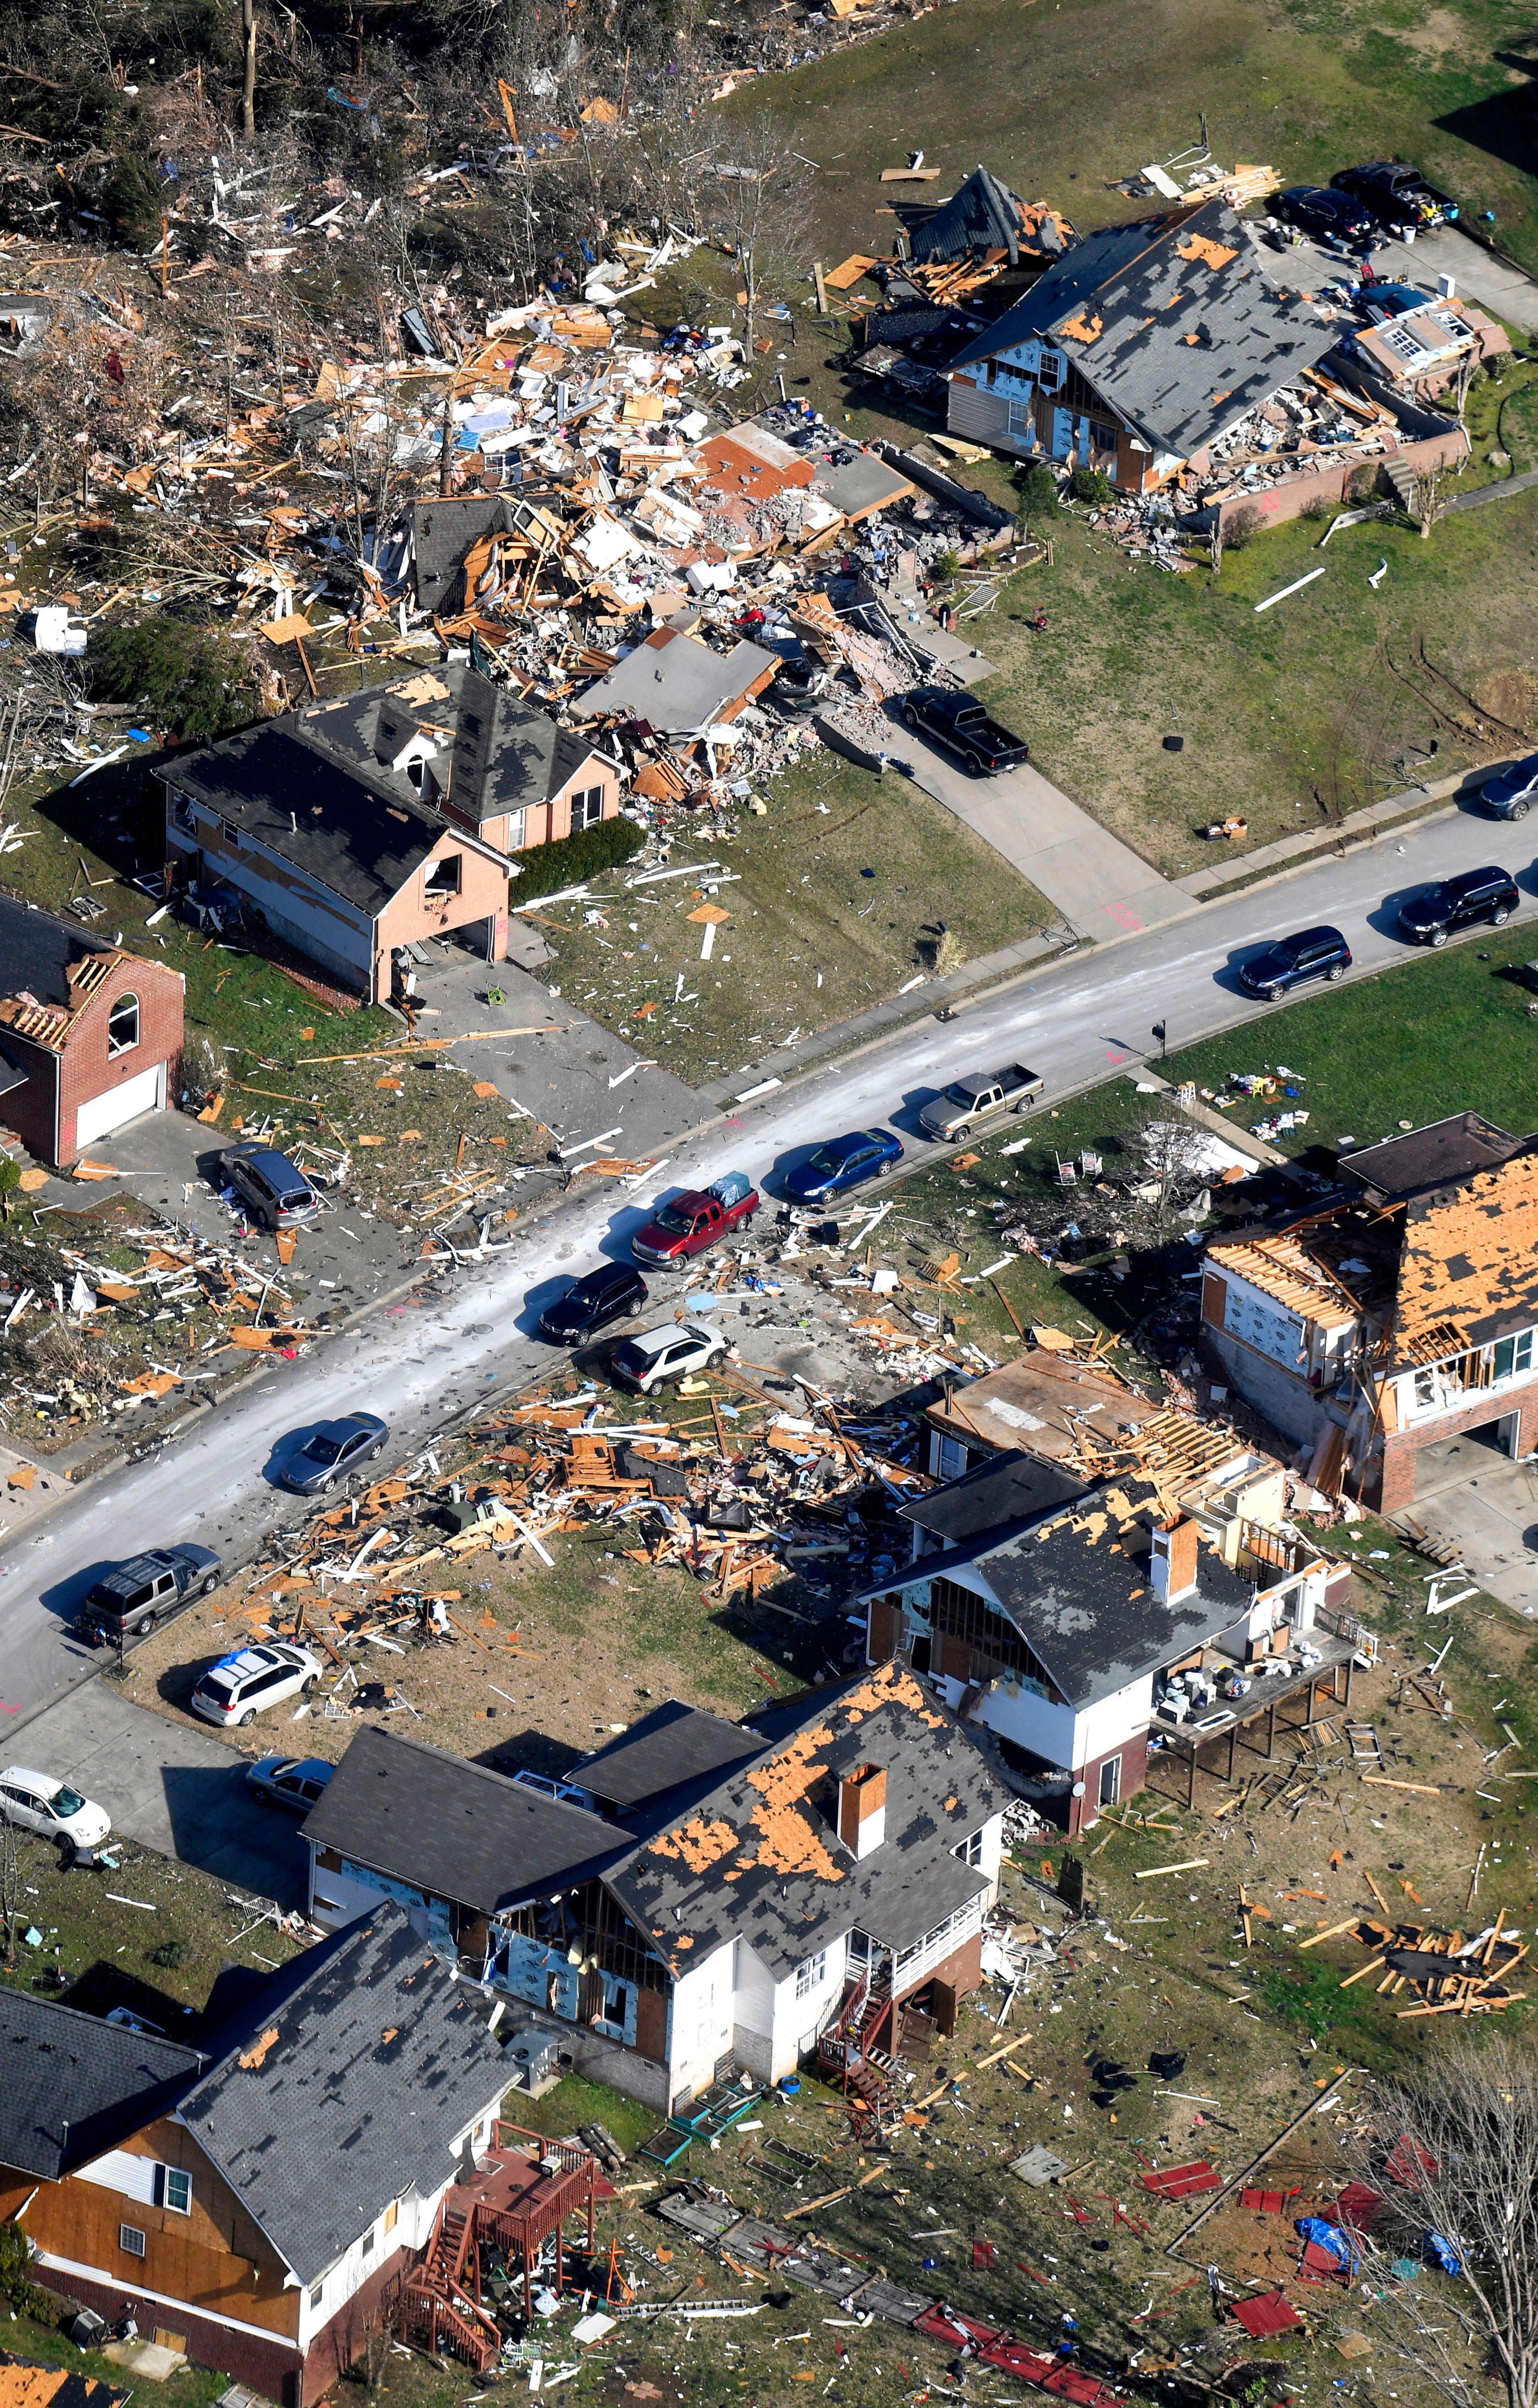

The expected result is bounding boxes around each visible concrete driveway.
[1370,225,1538,335]
[890,719,1194,940]
[1394,1450,1538,1619]
[16,1682,310,1909]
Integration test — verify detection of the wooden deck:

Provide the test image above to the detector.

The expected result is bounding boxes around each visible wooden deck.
[1147,1635,1358,1807]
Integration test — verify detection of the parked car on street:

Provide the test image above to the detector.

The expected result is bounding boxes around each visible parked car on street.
[1479,753,1538,821]
[1331,160,1458,233]
[0,1767,110,1850]
[219,1144,319,1232]
[1397,866,1519,946]
[76,1545,222,1646]
[631,1173,758,1269]
[609,1320,728,1396]
[1238,926,1352,1000]
[246,1754,334,1812]
[538,1263,649,1344]
[191,1643,321,1728]
[281,1412,388,1493]
[919,1064,1044,1142]
[785,1130,904,1205]
[1273,186,1379,249]
[899,690,1028,776]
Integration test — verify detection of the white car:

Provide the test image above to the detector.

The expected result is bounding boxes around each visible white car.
[0,1767,111,1849]
[190,1643,321,1728]
[608,1319,728,1396]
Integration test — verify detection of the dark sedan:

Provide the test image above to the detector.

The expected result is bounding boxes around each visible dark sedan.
[1356,280,1433,324]
[281,1412,388,1494]
[784,1128,903,1205]
[1238,926,1352,1001]
[1275,186,1378,248]
[1479,753,1538,822]
[1397,866,1519,947]
[538,1262,648,1344]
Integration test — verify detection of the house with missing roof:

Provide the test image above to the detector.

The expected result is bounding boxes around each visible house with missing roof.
[1200,1114,1538,1513]
[0,897,184,1168]
[154,666,622,1003]
[576,623,780,738]
[943,195,1338,492]
[0,1906,506,2406]
[301,1666,1005,2112]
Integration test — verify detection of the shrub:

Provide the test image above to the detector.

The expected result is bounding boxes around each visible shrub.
[1299,494,1333,522]
[89,620,253,740]
[1069,466,1115,506]
[931,548,961,586]
[149,1938,187,1969]
[1014,461,1059,519]
[1223,504,1264,549]
[511,811,646,897]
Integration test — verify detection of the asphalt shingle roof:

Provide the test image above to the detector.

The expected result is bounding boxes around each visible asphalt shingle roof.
[0,895,112,1011]
[178,1902,507,2287]
[577,629,779,733]
[0,1992,201,2179]
[578,1700,765,1814]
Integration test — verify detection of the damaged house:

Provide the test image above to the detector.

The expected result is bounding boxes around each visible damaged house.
[0,896,184,1168]
[1200,1114,1538,1511]
[302,1663,1004,2112]
[943,195,1338,491]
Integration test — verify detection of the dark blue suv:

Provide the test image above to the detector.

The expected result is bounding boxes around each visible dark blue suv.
[785,1128,903,1205]
[1238,926,1352,1002]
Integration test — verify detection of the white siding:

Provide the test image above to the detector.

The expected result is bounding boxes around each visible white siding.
[668,1938,736,2102]
[76,2149,159,2206]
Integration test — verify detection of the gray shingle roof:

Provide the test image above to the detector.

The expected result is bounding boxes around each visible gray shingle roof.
[950,199,1337,459]
[302,1725,634,1914]
[909,167,1067,267]
[0,1991,202,2179]
[578,1700,765,1813]
[900,1449,1087,1547]
[577,630,779,733]
[0,895,112,1012]
[177,1901,507,2287]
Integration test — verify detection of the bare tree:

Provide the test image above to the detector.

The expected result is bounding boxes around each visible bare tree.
[700,111,813,367]
[1411,462,1451,538]
[1347,2037,1538,2408]
[0,1817,20,1969]
[239,0,257,135]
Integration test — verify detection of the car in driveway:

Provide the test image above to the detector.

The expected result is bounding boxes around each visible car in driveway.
[0,1767,110,1850]
[219,1144,320,1232]
[1397,865,1519,947]
[1355,280,1434,324]
[76,1544,222,1646]
[281,1412,388,1493]
[1238,926,1352,1000]
[1479,754,1538,822]
[191,1643,321,1728]
[609,1320,728,1396]
[538,1263,648,1344]
[246,1754,333,1812]
[1274,186,1379,249]
[784,1129,904,1205]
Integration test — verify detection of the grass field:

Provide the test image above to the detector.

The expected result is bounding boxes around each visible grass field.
[1159,920,1538,1154]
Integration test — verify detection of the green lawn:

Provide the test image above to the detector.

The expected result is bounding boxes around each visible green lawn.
[1160,923,1538,1154]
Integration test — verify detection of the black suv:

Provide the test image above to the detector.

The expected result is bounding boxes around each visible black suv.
[538,1263,649,1345]
[77,1545,222,1646]
[1397,867,1519,948]
[1238,926,1352,1001]
[1274,186,1378,249]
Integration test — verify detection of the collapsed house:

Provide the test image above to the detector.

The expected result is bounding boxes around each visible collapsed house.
[1200,1114,1538,1512]
[0,896,184,1168]
[942,196,1340,491]
[302,1660,1005,2112]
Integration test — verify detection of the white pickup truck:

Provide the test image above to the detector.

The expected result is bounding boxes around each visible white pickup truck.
[919,1063,1044,1142]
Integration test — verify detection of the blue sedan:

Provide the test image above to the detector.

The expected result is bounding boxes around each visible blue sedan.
[785,1129,903,1205]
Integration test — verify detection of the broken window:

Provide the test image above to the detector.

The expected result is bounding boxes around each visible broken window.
[571,784,604,832]
[1098,1755,1121,1808]
[172,793,195,835]
[954,1827,985,1869]
[424,853,461,897]
[107,993,139,1057]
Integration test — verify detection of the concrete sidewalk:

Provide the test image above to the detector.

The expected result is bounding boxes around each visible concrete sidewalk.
[892,721,1195,940]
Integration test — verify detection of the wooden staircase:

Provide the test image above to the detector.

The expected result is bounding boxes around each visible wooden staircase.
[817,1971,902,2128]
[401,2205,498,2372]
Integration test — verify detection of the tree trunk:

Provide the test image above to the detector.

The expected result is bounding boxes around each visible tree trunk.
[240,0,257,137]
[438,377,456,498]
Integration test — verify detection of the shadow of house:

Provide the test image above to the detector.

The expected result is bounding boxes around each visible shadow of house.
[1435,65,1538,179]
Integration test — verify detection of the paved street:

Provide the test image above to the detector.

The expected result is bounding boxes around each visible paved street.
[2,793,1535,1892]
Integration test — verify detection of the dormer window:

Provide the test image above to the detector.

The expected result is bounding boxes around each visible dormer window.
[406,761,424,790]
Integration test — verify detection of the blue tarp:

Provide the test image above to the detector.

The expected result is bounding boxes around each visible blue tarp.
[1296,2216,1358,2270]
[1424,2231,1461,2276]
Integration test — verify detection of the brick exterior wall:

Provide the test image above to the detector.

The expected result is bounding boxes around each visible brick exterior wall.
[1376,1380,1538,1513]
[1070,1733,1148,1833]
[0,952,182,1169]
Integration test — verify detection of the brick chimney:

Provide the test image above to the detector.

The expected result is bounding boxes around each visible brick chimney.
[837,1763,887,1861]
[1150,1515,1200,1604]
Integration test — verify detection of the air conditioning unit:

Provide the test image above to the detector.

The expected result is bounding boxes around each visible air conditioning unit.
[503,2026,560,2090]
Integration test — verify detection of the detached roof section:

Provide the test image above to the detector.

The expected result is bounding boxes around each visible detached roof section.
[909,168,1076,269]
[902,1448,1088,1547]
[0,1991,202,2179]
[302,1724,633,1914]
[179,1902,507,2288]
[604,1660,998,1981]
[951,198,1337,459]
[1340,1114,1524,1204]
[1205,1231,1361,1331]
[578,625,779,733]
[578,1699,766,1818]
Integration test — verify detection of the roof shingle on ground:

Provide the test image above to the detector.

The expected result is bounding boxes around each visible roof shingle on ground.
[603,1660,999,1981]
[179,1901,506,2288]
[0,1991,201,2180]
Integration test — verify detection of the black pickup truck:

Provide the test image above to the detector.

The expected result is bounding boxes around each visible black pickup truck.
[1331,161,1458,234]
[900,688,1028,776]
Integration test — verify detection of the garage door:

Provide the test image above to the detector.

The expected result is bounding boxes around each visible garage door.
[75,1063,163,1147]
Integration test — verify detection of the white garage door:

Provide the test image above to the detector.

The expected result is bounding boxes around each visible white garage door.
[75,1063,163,1148]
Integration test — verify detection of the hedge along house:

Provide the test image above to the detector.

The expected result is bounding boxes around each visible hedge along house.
[301,1665,1005,2113]
[943,196,1338,492]
[0,1906,508,2408]
[0,898,183,1168]
[1200,1115,1538,1513]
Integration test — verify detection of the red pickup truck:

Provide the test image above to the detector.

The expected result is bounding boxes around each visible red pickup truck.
[631,1171,758,1268]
